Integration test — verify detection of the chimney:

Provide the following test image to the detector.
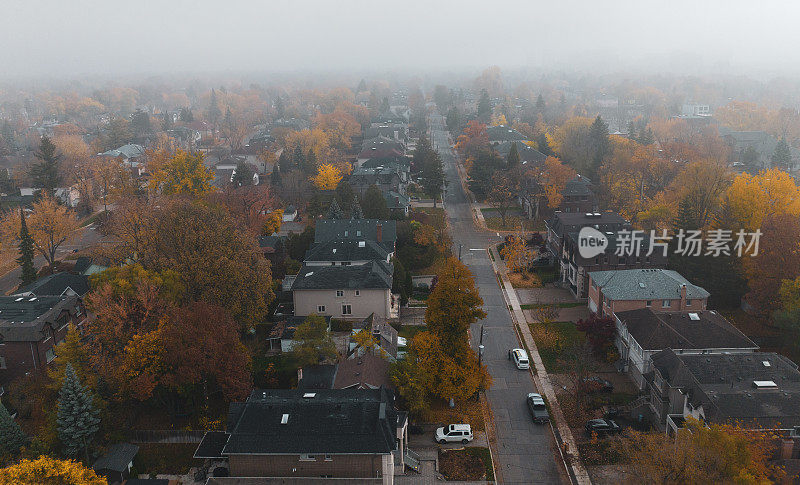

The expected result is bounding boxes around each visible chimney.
[780,439,794,459]
[680,284,687,310]
[376,223,383,242]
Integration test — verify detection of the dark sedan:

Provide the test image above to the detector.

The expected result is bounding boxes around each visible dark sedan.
[585,418,622,436]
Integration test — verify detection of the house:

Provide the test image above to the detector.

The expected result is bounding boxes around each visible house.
[282,205,298,222]
[561,231,667,298]
[384,191,411,216]
[588,268,709,317]
[614,309,757,388]
[211,159,260,189]
[291,261,397,320]
[559,175,598,213]
[14,272,90,298]
[546,211,630,259]
[486,125,528,145]
[360,156,411,172]
[357,141,405,165]
[719,126,800,170]
[492,141,546,166]
[296,364,338,390]
[314,219,397,250]
[334,353,392,390]
[304,238,392,266]
[266,316,332,353]
[193,388,408,484]
[92,443,139,484]
[99,144,145,163]
[649,349,800,433]
[73,256,107,276]
[0,296,87,388]
[349,166,407,197]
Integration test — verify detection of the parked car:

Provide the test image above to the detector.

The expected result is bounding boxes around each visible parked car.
[526,393,549,424]
[582,376,614,393]
[508,348,530,370]
[435,424,474,444]
[585,418,622,436]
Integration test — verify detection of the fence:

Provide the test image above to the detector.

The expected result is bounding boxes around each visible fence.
[129,430,207,443]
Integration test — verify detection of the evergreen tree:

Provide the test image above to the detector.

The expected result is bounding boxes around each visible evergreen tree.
[17,208,36,286]
[446,107,461,132]
[589,115,609,173]
[206,89,222,128]
[57,364,100,461]
[362,185,389,219]
[130,109,152,136]
[507,142,520,168]
[772,137,792,170]
[535,94,546,114]
[350,196,364,219]
[0,401,27,456]
[334,181,355,213]
[392,258,410,305]
[232,160,255,186]
[418,146,445,207]
[627,120,637,140]
[277,150,290,171]
[179,107,194,122]
[326,197,344,219]
[0,167,14,193]
[270,163,281,187]
[302,149,317,175]
[379,97,390,114]
[638,127,655,146]
[741,145,759,170]
[477,89,492,122]
[536,133,553,157]
[274,96,285,118]
[292,145,305,171]
[31,135,62,192]
[356,79,368,93]
[161,112,173,131]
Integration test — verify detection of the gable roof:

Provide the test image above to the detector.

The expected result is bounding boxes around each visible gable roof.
[99,144,144,159]
[384,191,410,209]
[222,388,398,455]
[314,219,396,247]
[334,354,391,390]
[487,125,528,143]
[304,239,390,263]
[291,261,393,291]
[297,364,338,390]
[563,175,594,197]
[92,443,139,472]
[548,211,629,238]
[0,296,80,342]
[16,272,90,297]
[493,141,546,165]
[616,309,756,351]
[590,269,709,301]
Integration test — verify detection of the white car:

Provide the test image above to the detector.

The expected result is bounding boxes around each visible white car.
[435,424,473,444]
[508,348,530,369]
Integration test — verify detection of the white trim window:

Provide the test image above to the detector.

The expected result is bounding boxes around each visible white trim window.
[662,300,671,308]
[317,305,326,313]
[336,290,344,297]
[342,304,352,316]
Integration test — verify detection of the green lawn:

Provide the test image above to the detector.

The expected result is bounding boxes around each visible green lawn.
[529,321,586,373]
[397,325,427,340]
[521,302,585,310]
[481,208,542,231]
[133,443,200,476]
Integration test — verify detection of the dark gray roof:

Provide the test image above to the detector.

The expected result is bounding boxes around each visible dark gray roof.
[562,175,594,196]
[616,309,757,351]
[487,125,528,143]
[304,239,390,263]
[314,219,396,247]
[384,191,410,209]
[493,141,546,165]
[16,272,90,297]
[92,443,139,472]
[291,261,393,291]
[590,269,709,300]
[548,211,629,238]
[652,349,800,429]
[194,431,229,459]
[73,256,93,274]
[0,296,80,342]
[297,364,338,390]
[360,156,411,170]
[222,388,398,454]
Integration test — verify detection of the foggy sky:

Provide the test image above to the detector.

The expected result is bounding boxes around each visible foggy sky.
[2,0,800,79]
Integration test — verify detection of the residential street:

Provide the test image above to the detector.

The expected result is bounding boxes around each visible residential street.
[429,113,563,484]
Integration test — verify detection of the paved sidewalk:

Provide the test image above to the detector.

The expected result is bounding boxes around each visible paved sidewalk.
[488,246,592,485]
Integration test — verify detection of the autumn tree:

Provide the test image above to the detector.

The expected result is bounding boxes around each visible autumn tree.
[0,456,105,485]
[487,171,518,228]
[291,314,338,368]
[532,301,560,327]
[57,364,100,461]
[725,168,800,231]
[47,324,95,389]
[501,234,534,273]
[313,109,360,150]
[312,163,342,190]
[31,135,62,193]
[575,313,616,353]
[2,194,79,267]
[455,120,489,160]
[552,117,594,174]
[467,150,505,200]
[212,183,279,235]
[149,149,213,197]
[425,258,486,355]
[612,418,779,485]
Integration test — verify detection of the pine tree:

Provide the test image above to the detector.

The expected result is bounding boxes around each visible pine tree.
[772,138,792,170]
[277,150,290,172]
[302,149,317,175]
[362,185,389,219]
[535,94,546,114]
[392,259,409,305]
[326,198,344,220]
[507,142,520,168]
[0,401,27,456]
[292,145,305,171]
[356,79,367,93]
[638,127,655,146]
[350,196,364,219]
[57,364,100,461]
[589,115,609,173]
[206,89,222,129]
[17,208,36,286]
[270,163,281,187]
[536,133,553,157]
[32,135,62,192]
[477,89,491,122]
[180,107,194,122]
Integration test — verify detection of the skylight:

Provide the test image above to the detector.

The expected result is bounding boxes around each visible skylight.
[358,241,366,247]
[762,361,771,367]
[305,272,314,277]
[303,393,316,398]
[281,414,289,424]
[688,313,700,321]
[753,380,777,389]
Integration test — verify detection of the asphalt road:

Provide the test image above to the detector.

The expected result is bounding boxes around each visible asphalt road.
[0,224,103,295]
[430,113,563,484]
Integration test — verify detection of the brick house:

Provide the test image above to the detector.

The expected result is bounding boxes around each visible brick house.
[194,388,410,484]
[0,296,87,391]
[588,268,709,317]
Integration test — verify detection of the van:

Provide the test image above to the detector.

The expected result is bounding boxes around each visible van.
[508,348,530,370]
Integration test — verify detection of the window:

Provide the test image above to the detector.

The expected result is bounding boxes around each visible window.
[299,454,316,461]
[336,290,344,297]
[686,299,692,306]
[342,304,352,315]
[645,300,652,307]
[324,454,332,461]
[662,300,671,308]
[45,348,56,363]
[355,290,360,296]
[317,305,326,313]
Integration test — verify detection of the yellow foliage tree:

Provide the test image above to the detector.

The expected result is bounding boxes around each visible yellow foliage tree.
[0,456,105,485]
[263,210,283,235]
[725,168,800,231]
[501,235,535,273]
[2,194,80,266]
[149,149,213,197]
[311,164,342,190]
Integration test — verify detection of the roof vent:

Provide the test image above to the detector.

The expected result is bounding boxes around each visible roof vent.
[303,393,316,398]
[281,414,289,424]
[638,282,646,288]
[762,361,771,367]
[688,313,700,321]
[332,248,337,254]
[753,380,777,389]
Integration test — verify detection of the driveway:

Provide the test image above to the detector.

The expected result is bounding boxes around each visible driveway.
[430,113,563,484]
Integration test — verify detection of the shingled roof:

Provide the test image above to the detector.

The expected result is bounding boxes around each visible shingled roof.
[304,239,390,263]
[291,261,393,291]
[221,388,398,454]
[616,309,756,352]
[16,272,90,297]
[590,269,709,301]
[0,296,80,342]
[314,219,396,247]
